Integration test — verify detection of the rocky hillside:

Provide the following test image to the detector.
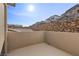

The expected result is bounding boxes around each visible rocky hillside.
[30,18,79,32]
[30,4,79,32]
[30,14,79,32]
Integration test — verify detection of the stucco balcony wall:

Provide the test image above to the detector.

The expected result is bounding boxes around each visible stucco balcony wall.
[7,31,79,56]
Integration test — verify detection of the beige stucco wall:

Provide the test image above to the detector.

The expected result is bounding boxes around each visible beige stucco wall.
[7,31,79,55]
[45,32,79,55]
[7,31,45,52]
[0,3,5,54]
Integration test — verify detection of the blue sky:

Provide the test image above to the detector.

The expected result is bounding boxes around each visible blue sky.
[8,3,76,27]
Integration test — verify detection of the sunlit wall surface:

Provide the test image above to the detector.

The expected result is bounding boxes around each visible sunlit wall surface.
[0,3,5,54]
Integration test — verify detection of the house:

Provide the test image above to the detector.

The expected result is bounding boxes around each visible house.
[8,24,23,28]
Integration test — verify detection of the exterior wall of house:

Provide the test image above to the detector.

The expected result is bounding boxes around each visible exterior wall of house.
[0,3,5,54]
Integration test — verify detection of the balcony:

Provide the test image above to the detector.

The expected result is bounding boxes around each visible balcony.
[1,31,79,56]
